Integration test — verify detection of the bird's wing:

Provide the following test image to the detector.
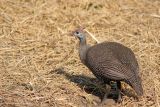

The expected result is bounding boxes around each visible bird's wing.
[103,42,140,73]
[93,60,131,81]
[118,50,139,74]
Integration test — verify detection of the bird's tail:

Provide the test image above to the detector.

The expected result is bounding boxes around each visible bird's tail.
[129,76,143,96]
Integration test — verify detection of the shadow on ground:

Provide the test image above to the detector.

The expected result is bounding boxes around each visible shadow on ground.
[50,67,138,102]
[51,68,105,100]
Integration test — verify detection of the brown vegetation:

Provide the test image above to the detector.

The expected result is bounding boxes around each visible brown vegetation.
[0,0,160,107]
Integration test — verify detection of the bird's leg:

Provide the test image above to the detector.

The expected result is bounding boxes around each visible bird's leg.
[116,81,122,103]
[101,84,111,103]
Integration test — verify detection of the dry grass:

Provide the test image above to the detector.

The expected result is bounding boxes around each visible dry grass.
[0,0,160,107]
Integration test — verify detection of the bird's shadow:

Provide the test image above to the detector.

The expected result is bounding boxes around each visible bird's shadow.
[50,67,138,102]
[51,68,114,100]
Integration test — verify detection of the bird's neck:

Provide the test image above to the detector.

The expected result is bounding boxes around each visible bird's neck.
[79,37,86,46]
[79,37,89,64]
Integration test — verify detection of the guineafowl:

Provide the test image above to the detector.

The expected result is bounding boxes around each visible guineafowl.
[71,27,143,103]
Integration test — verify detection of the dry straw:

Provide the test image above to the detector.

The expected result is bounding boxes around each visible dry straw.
[0,0,160,107]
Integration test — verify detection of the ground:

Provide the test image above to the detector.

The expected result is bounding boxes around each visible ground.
[0,0,160,107]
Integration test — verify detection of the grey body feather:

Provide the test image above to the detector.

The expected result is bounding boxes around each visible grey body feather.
[73,28,143,96]
[80,41,143,96]
[85,42,143,96]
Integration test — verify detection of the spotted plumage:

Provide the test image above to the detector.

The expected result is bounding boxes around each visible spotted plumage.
[71,27,143,102]
[86,42,143,96]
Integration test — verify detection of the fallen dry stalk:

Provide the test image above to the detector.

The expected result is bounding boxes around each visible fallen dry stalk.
[150,14,160,18]
[84,29,100,43]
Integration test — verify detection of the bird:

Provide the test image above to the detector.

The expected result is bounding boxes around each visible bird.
[71,27,143,103]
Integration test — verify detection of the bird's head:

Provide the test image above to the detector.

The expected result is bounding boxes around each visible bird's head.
[71,27,86,41]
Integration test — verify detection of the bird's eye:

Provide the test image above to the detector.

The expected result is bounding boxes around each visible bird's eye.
[75,31,79,34]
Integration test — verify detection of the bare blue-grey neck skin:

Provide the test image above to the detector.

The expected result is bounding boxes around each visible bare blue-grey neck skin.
[72,29,90,64]
[78,33,87,46]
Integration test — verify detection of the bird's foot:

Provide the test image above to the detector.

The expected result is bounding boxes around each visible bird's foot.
[116,91,122,103]
[99,84,111,105]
